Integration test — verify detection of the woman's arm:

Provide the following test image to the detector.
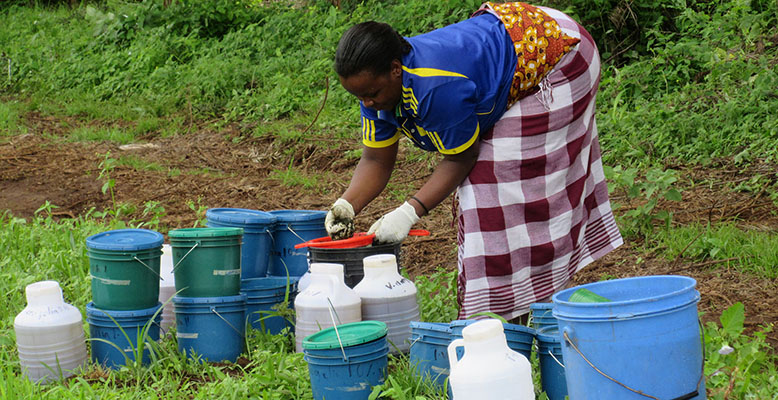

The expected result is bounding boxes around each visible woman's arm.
[410,139,480,216]
[341,142,399,215]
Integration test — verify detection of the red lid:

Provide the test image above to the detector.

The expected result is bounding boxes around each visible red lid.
[294,229,430,249]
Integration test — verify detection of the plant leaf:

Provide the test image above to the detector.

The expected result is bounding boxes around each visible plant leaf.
[720,302,745,337]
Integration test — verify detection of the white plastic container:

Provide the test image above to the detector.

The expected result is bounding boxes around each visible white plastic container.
[14,281,88,383]
[294,263,361,352]
[158,244,176,334]
[353,254,419,353]
[448,319,534,400]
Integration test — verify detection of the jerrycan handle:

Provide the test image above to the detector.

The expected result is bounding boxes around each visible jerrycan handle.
[447,338,466,371]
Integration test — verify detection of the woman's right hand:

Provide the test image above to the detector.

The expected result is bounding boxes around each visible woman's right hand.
[325,198,355,240]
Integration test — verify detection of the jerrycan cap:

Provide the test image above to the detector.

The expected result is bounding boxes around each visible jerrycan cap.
[310,262,344,276]
[362,254,397,269]
[462,319,504,342]
[26,280,64,307]
[302,321,387,350]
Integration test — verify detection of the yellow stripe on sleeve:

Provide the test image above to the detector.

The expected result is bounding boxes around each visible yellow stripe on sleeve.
[402,66,469,79]
[437,123,480,155]
[363,130,400,148]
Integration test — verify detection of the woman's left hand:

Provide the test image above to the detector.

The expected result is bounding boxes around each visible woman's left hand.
[368,202,420,243]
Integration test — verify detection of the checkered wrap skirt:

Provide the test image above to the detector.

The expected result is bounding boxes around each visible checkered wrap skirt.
[456,7,623,320]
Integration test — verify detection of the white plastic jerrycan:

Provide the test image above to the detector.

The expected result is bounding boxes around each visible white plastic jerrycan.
[294,262,361,352]
[447,319,534,400]
[14,280,88,383]
[353,254,419,353]
[158,243,177,334]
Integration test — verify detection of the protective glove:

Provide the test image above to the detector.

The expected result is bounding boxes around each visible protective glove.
[325,198,355,240]
[368,201,420,244]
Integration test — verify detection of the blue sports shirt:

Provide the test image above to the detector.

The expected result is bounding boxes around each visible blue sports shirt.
[360,13,517,155]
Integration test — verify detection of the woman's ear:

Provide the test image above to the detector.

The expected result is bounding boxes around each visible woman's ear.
[390,59,403,79]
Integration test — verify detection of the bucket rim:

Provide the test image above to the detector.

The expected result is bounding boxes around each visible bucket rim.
[409,321,451,334]
[86,229,164,251]
[86,302,163,319]
[206,208,276,226]
[269,209,327,223]
[302,321,387,350]
[169,227,243,239]
[552,275,699,320]
[172,294,247,305]
[241,276,299,289]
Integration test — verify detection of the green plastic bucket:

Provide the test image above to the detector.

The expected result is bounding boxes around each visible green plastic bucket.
[168,227,243,297]
[86,229,164,310]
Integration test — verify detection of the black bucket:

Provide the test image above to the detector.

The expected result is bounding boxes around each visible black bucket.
[307,243,402,288]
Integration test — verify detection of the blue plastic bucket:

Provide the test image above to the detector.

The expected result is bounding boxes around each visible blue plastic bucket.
[241,276,298,334]
[303,321,389,400]
[267,210,327,277]
[409,321,451,388]
[552,275,705,400]
[450,320,535,360]
[530,302,558,331]
[86,302,162,369]
[536,329,567,400]
[206,208,276,279]
[173,294,246,362]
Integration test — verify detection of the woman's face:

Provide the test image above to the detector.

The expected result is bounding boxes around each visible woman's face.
[339,60,403,112]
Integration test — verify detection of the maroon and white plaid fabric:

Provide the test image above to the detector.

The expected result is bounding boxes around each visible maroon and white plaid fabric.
[456,7,623,320]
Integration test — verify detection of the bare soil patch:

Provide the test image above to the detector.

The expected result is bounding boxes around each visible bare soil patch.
[2,112,777,348]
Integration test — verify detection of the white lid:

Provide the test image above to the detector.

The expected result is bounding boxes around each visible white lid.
[362,254,397,270]
[25,281,64,307]
[462,319,504,342]
[310,263,344,276]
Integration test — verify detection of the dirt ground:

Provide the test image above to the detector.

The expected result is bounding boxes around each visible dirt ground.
[2,111,777,349]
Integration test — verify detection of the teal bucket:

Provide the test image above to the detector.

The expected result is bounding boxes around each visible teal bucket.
[267,210,327,277]
[169,227,243,297]
[86,229,164,310]
[536,329,567,400]
[408,321,451,388]
[530,302,558,331]
[303,321,389,400]
[552,275,705,400]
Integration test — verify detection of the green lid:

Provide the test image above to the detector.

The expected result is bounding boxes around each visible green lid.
[302,321,387,350]
[568,288,611,303]
[168,227,243,239]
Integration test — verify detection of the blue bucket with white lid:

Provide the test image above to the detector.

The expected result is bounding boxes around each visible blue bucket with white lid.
[303,321,389,400]
[86,301,162,369]
[267,210,327,277]
[552,275,705,400]
[86,229,164,310]
[173,294,246,362]
[206,208,276,279]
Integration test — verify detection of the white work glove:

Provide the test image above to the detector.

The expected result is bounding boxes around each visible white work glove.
[368,202,420,244]
[325,198,355,240]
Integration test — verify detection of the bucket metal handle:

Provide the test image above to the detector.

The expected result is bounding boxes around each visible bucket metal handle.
[562,327,702,400]
[171,242,199,274]
[325,296,348,362]
[132,256,163,281]
[532,342,565,369]
[286,226,306,243]
[211,307,244,337]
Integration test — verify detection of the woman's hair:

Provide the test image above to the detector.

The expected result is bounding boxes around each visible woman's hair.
[335,21,412,78]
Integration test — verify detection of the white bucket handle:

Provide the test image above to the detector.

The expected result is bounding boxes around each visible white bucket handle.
[132,256,163,281]
[171,242,200,274]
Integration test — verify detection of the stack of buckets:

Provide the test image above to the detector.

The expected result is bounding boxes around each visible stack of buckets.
[205,208,303,335]
[168,226,246,362]
[85,229,164,368]
[529,302,567,400]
